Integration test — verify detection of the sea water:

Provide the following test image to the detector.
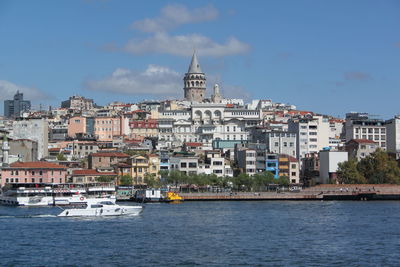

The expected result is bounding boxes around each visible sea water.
[0,201,399,266]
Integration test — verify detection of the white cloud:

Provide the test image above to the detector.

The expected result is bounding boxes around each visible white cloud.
[85,65,182,98]
[132,4,218,33]
[0,80,49,101]
[124,32,250,57]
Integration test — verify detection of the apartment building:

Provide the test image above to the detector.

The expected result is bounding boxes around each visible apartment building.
[288,115,330,159]
[345,112,386,149]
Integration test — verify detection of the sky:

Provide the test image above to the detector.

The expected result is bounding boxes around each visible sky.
[0,0,399,119]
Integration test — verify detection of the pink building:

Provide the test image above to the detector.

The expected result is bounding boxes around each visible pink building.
[1,161,67,186]
[68,116,87,138]
[94,117,122,141]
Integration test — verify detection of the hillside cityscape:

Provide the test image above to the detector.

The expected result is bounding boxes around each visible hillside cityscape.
[1,51,399,190]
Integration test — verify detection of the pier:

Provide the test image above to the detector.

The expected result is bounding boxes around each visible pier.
[179,185,400,201]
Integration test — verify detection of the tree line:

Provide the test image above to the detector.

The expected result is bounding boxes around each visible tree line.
[337,150,400,184]
[95,171,291,192]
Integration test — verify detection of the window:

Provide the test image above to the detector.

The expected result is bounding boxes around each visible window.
[32,178,35,183]
[291,164,296,168]
[180,162,187,168]
[275,142,279,147]
[284,142,287,147]
[15,171,18,175]
[368,129,373,134]
[290,142,294,147]
[362,128,367,133]
[39,178,43,183]
[39,171,43,175]
[291,172,296,176]
[189,162,197,168]
[32,171,35,175]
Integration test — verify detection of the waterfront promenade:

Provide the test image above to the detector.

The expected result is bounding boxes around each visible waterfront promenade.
[180,184,400,201]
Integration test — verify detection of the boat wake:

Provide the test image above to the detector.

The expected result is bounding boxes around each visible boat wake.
[0,214,57,219]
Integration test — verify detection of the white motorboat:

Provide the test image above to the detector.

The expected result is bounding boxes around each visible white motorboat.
[57,200,144,217]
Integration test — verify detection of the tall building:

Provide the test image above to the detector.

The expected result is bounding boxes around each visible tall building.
[288,115,330,159]
[4,91,31,118]
[183,51,206,102]
[385,115,400,159]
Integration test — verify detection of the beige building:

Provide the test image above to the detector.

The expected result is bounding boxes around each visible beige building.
[345,139,378,161]
[88,151,130,169]
[129,154,160,185]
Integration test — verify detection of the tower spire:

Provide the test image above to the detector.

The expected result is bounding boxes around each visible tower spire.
[188,50,202,73]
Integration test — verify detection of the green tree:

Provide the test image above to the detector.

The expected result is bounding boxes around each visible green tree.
[232,173,252,191]
[277,176,289,186]
[56,153,66,161]
[252,172,275,191]
[358,150,400,184]
[119,175,133,186]
[144,173,160,188]
[337,158,366,184]
[96,175,116,183]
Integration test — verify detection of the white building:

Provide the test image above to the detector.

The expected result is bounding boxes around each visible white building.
[288,115,330,159]
[385,116,400,159]
[11,118,48,159]
[345,112,386,149]
[318,150,348,184]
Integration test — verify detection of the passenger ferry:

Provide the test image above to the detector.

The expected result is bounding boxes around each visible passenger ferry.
[0,183,117,206]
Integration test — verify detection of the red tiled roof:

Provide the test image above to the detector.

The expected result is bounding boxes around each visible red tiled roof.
[288,156,298,163]
[90,152,129,158]
[72,169,117,176]
[185,142,202,147]
[226,104,234,108]
[49,148,61,152]
[350,139,376,144]
[288,110,313,115]
[9,161,66,169]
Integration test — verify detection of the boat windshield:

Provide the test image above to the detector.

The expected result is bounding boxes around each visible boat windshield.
[99,201,114,205]
[90,204,103,208]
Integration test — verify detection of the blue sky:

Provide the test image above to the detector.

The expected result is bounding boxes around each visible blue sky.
[0,0,399,118]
